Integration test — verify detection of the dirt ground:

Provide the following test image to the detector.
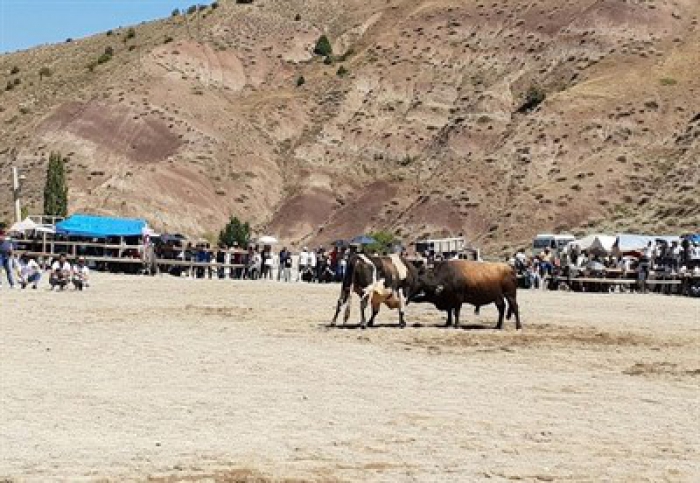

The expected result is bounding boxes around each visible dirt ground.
[1,274,698,482]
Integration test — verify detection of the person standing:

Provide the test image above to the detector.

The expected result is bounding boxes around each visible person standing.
[0,232,16,289]
[262,248,274,280]
[308,248,317,282]
[298,247,310,281]
[279,247,292,282]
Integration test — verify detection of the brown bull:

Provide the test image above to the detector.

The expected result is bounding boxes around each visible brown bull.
[410,260,521,330]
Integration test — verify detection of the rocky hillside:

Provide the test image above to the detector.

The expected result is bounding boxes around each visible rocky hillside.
[0,0,698,252]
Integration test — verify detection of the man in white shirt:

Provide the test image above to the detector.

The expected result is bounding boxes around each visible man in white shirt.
[50,254,72,291]
[297,247,310,282]
[18,254,41,289]
[72,257,90,291]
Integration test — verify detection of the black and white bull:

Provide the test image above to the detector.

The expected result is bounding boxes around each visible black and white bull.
[332,254,417,329]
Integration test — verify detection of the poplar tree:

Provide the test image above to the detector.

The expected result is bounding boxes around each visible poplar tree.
[43,152,68,217]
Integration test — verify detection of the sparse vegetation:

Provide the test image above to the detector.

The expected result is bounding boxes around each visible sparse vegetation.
[171,8,181,16]
[211,1,219,9]
[660,77,678,86]
[38,67,52,79]
[10,66,19,75]
[398,155,416,167]
[314,35,333,57]
[106,30,114,36]
[236,0,254,4]
[296,75,305,87]
[336,65,349,77]
[164,36,174,44]
[294,13,301,21]
[125,28,136,40]
[517,85,546,113]
[97,54,111,64]
[187,5,198,14]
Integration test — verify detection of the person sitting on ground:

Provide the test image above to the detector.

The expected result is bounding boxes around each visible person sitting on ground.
[18,254,41,289]
[50,254,72,291]
[72,257,90,291]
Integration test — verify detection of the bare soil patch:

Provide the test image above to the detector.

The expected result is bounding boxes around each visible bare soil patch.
[1,275,698,482]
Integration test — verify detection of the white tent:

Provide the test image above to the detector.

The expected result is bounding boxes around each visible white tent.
[8,217,37,233]
[8,217,55,235]
[257,235,279,245]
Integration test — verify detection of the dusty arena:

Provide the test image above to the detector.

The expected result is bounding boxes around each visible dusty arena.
[1,275,698,482]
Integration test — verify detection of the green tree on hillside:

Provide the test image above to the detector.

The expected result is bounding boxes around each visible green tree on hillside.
[314,35,333,57]
[218,216,251,247]
[365,231,399,255]
[43,152,69,217]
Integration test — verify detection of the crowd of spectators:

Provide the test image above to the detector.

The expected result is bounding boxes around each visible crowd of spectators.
[509,237,700,293]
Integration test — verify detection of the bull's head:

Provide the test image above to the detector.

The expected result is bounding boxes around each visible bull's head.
[407,265,443,304]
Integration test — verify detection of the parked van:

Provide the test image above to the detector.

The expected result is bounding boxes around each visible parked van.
[532,233,575,255]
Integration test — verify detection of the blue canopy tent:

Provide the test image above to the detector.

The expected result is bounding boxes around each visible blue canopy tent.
[56,214,147,238]
[350,235,377,245]
[686,234,700,244]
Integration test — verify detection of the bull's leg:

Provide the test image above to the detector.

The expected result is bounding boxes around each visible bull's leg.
[505,294,522,330]
[331,289,350,327]
[368,306,379,327]
[494,297,506,330]
[360,296,369,329]
[445,310,453,327]
[453,304,462,329]
[398,289,407,328]
[343,297,352,326]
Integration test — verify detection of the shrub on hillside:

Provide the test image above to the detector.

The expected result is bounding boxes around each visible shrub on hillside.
[236,0,254,4]
[294,13,301,21]
[187,5,198,14]
[172,8,181,16]
[126,27,136,40]
[97,47,113,65]
[517,85,546,113]
[211,1,219,8]
[296,75,305,87]
[38,67,52,79]
[164,36,174,44]
[10,66,19,75]
[336,65,349,77]
[314,35,333,57]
